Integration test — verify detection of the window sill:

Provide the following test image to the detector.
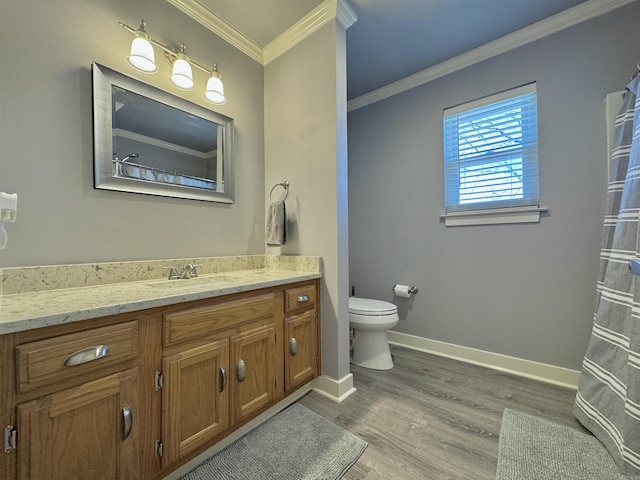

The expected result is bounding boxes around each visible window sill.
[440,206,548,227]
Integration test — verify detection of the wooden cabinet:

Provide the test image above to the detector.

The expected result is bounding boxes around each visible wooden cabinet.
[161,340,229,467]
[17,368,139,480]
[160,291,281,465]
[284,284,318,313]
[9,321,141,480]
[284,284,320,392]
[230,324,275,424]
[3,279,319,480]
[15,321,139,394]
[285,310,318,391]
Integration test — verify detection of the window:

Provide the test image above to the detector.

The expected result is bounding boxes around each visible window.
[443,83,540,224]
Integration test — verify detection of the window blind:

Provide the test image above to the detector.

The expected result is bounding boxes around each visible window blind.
[443,83,539,212]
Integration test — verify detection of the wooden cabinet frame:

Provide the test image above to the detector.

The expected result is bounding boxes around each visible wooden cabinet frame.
[2,280,320,480]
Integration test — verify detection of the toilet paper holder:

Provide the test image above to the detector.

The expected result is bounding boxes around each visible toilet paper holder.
[392,284,419,296]
[0,192,17,250]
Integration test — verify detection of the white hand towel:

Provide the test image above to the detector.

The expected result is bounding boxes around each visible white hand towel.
[0,193,17,222]
[265,200,286,246]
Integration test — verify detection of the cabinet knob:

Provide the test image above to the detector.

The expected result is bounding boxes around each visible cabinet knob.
[290,337,298,356]
[122,406,133,440]
[220,367,228,392]
[236,359,246,382]
[297,294,310,303]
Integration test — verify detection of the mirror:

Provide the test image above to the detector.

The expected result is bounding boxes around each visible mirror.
[92,63,234,203]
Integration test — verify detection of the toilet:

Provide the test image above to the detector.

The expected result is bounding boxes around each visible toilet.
[349,297,399,370]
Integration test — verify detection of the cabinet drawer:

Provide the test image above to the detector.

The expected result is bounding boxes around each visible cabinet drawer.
[284,284,317,313]
[16,321,139,394]
[164,293,275,347]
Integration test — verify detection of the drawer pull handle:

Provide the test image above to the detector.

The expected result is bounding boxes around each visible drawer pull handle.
[4,425,16,453]
[122,407,133,440]
[220,367,228,392]
[63,345,109,366]
[297,294,310,303]
[237,359,246,382]
[290,337,298,356]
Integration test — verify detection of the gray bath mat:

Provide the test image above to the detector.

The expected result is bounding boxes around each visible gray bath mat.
[179,402,367,480]
[496,409,625,480]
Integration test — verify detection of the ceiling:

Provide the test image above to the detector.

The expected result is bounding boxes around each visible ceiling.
[185,0,594,100]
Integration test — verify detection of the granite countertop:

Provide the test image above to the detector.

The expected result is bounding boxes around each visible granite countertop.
[0,255,321,335]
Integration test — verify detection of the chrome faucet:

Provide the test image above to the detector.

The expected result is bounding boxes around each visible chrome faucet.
[179,263,200,279]
[162,266,180,280]
[162,263,202,280]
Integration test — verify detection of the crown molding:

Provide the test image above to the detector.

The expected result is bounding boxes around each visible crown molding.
[263,0,358,64]
[347,0,635,112]
[337,0,358,30]
[166,0,264,64]
[263,0,337,64]
[114,129,213,159]
[167,0,357,66]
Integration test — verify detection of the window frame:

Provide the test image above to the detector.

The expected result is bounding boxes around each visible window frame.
[441,83,544,226]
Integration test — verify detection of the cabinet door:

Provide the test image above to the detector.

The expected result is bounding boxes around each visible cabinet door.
[17,368,139,480]
[162,340,229,467]
[230,325,275,424]
[285,310,318,392]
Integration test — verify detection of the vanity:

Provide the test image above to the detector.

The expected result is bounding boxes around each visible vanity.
[0,255,321,480]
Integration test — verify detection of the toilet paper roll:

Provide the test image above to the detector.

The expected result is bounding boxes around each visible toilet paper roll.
[0,193,17,223]
[393,284,412,298]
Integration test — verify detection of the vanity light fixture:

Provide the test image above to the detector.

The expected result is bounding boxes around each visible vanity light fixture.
[170,44,195,90]
[119,19,227,105]
[126,20,157,73]
[205,64,226,105]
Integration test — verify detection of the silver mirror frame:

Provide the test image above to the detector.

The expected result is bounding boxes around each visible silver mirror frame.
[92,63,234,203]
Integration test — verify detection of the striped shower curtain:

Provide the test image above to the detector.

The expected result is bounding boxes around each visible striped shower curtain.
[574,75,640,477]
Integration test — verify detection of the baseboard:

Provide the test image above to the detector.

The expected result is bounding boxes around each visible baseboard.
[387,331,581,389]
[312,373,357,402]
[162,384,314,480]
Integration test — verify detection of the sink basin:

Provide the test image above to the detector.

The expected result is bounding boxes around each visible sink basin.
[146,275,236,291]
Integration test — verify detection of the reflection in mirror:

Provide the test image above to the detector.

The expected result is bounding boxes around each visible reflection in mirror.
[113,85,223,190]
[93,63,234,203]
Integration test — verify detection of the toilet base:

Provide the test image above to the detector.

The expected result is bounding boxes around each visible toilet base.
[351,329,394,370]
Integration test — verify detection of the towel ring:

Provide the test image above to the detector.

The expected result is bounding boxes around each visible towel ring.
[269,181,289,202]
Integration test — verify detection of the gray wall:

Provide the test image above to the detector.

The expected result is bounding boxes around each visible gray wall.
[348,3,640,370]
[264,22,351,383]
[0,0,265,268]
[1,0,349,386]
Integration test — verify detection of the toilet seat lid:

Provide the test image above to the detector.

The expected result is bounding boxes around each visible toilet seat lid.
[349,297,397,315]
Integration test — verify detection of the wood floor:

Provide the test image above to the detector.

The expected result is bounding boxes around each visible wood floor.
[297,345,584,480]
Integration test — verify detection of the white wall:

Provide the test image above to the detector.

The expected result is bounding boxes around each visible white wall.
[348,3,640,370]
[0,0,265,268]
[265,22,351,384]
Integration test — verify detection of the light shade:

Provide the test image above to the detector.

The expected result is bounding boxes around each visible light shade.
[127,21,157,73]
[205,69,226,105]
[121,22,231,103]
[170,51,194,90]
